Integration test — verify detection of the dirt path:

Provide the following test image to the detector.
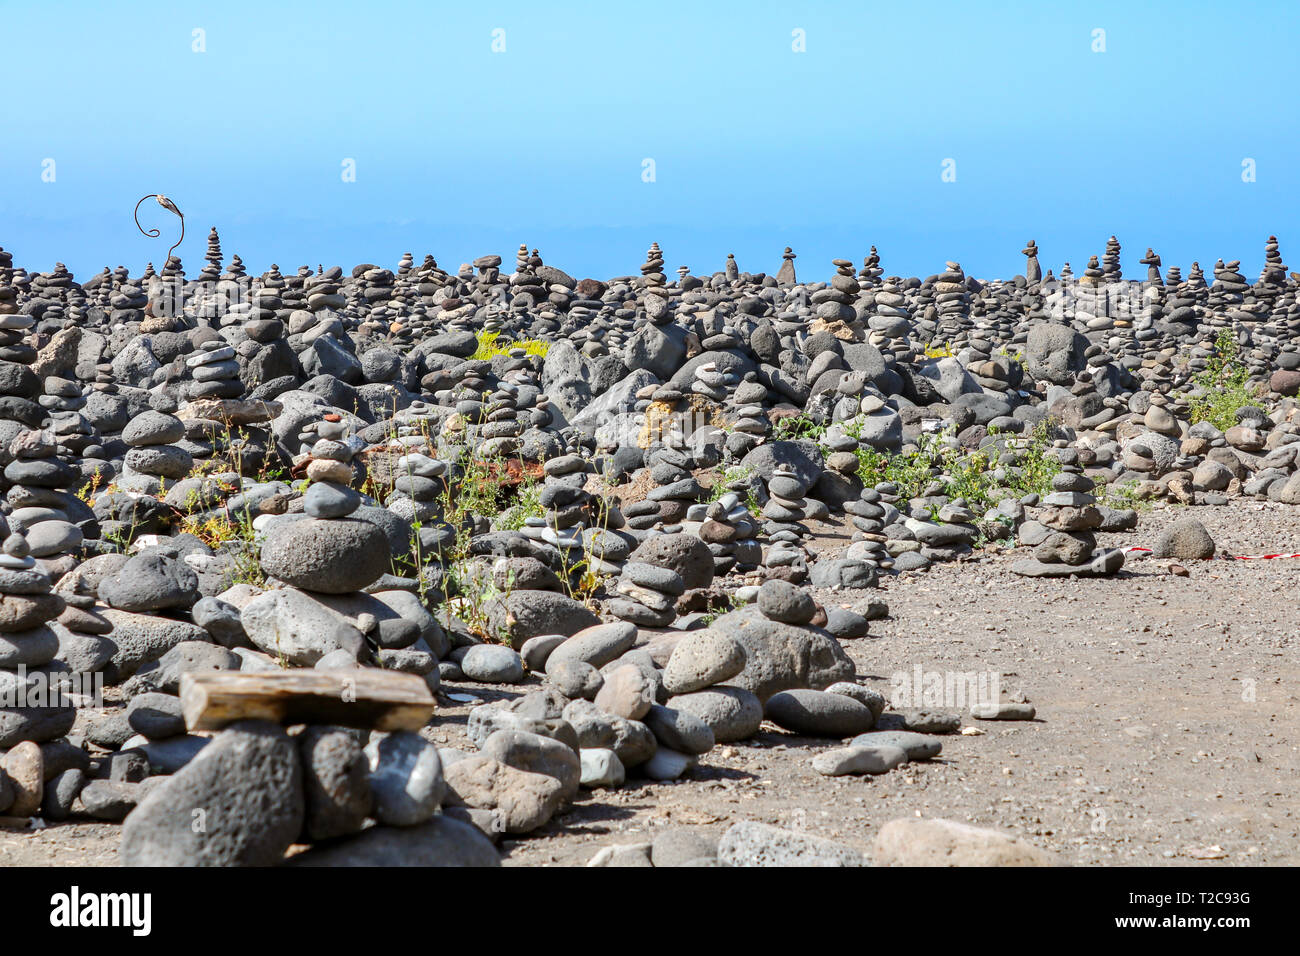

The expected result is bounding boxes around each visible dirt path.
[5,500,1297,867]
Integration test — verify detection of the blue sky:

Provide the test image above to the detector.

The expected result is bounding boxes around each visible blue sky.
[2,0,1297,283]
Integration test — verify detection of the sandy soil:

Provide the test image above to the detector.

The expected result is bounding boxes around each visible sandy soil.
[4,499,1297,867]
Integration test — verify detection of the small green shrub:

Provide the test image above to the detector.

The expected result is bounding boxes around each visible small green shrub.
[1188,329,1259,431]
[472,329,550,361]
[845,419,1061,513]
[772,414,828,442]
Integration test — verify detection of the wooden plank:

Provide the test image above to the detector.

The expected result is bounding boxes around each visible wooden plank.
[181,670,435,733]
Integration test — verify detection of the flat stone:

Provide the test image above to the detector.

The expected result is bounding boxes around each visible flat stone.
[717,820,868,867]
[811,743,909,776]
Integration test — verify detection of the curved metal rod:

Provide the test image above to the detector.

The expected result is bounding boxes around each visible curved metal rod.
[134,193,186,265]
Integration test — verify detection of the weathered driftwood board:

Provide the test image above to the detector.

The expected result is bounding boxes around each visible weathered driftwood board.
[181,670,435,732]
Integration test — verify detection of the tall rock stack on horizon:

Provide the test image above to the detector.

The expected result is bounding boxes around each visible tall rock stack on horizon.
[776,246,797,287]
[1208,258,1251,340]
[1101,235,1122,284]
[82,268,111,322]
[1099,236,1124,327]
[930,260,970,346]
[814,258,860,335]
[858,246,884,288]
[199,228,223,287]
[639,241,667,298]
[1185,261,1211,328]
[1255,236,1288,322]
[867,275,914,364]
[1140,248,1163,288]
[1074,254,1105,321]
[1022,240,1042,285]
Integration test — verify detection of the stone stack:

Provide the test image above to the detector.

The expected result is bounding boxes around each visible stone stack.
[118,410,192,496]
[1141,248,1163,287]
[508,247,547,315]
[1075,255,1106,318]
[776,247,797,286]
[761,463,814,551]
[867,276,913,359]
[602,532,711,631]
[198,228,223,288]
[1259,236,1287,289]
[242,452,393,669]
[931,261,969,344]
[813,259,859,329]
[299,437,364,520]
[843,484,896,558]
[6,431,86,574]
[221,253,248,287]
[689,488,761,576]
[1013,469,1123,577]
[640,242,667,298]
[185,339,242,401]
[1163,266,1197,330]
[1186,261,1210,308]
[643,446,702,528]
[859,246,884,287]
[0,532,75,754]
[1022,240,1042,284]
[607,559,684,628]
[518,452,591,555]
[0,284,34,368]
[691,360,738,402]
[1101,235,1122,283]
[239,310,297,398]
[386,451,446,525]
[1209,259,1253,329]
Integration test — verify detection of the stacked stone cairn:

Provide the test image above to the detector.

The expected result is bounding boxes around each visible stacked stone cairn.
[118,409,192,495]
[1013,467,1124,577]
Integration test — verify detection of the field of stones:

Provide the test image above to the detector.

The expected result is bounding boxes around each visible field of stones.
[0,233,1296,867]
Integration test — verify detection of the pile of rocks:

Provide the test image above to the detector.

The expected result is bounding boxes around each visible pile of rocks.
[0,230,1298,865]
[0,533,75,752]
[119,410,191,495]
[1014,468,1124,577]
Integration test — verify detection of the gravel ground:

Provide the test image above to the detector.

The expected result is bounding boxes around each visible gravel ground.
[4,499,1296,867]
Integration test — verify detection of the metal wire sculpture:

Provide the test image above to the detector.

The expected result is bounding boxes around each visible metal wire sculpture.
[133,194,185,265]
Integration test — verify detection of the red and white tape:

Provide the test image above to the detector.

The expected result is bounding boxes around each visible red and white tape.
[1124,546,1300,561]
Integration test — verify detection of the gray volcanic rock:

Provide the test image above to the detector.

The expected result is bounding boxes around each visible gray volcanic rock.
[718,820,868,866]
[712,607,855,702]
[1025,323,1089,385]
[484,590,601,650]
[120,720,304,866]
[98,552,200,612]
[764,688,875,737]
[1152,517,1216,559]
[286,815,499,866]
[260,518,389,594]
